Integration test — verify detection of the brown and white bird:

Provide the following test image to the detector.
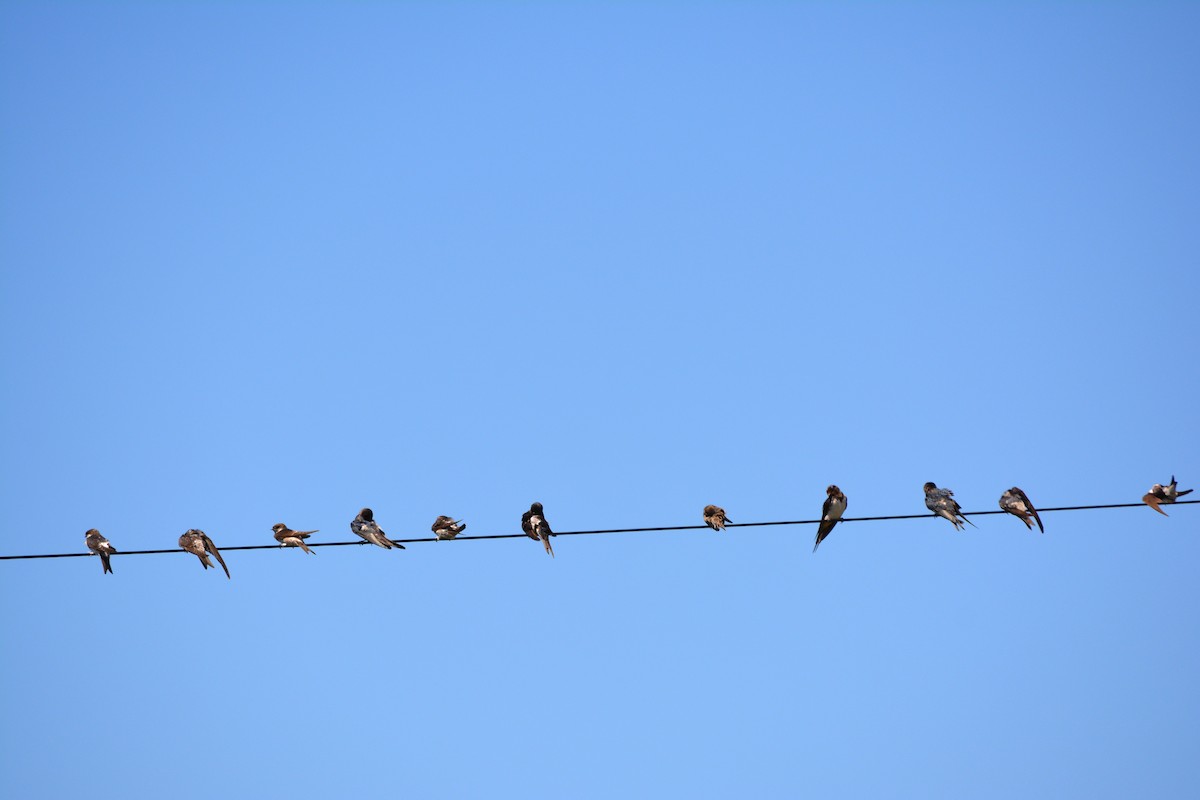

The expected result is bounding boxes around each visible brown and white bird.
[85,529,117,575]
[999,487,1044,532]
[923,482,975,530]
[350,507,406,549]
[521,502,555,557]
[431,516,466,541]
[1143,476,1194,516]
[272,523,317,554]
[813,486,847,552]
[179,529,230,579]
[703,505,731,531]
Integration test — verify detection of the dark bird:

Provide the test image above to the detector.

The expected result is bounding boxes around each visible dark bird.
[350,507,406,550]
[999,487,1044,533]
[1143,476,1194,516]
[923,482,975,530]
[273,523,317,554]
[178,529,230,579]
[431,516,467,541]
[813,486,847,552]
[703,505,731,531]
[521,502,555,557]
[85,528,117,575]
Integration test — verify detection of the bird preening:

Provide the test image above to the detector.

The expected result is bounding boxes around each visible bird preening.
[521,502,555,557]
[703,505,730,531]
[178,529,230,579]
[432,516,467,541]
[813,486,847,552]
[351,507,406,550]
[999,487,1044,533]
[1143,476,1193,516]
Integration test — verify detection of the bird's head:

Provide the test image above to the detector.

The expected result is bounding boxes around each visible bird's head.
[530,502,544,514]
[923,482,937,492]
[272,523,287,533]
[359,508,374,521]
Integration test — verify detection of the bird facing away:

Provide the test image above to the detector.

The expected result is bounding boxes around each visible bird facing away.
[1143,475,1194,516]
[813,486,847,552]
[85,528,117,575]
[350,508,406,550]
[272,523,317,554]
[999,487,1044,533]
[431,516,467,541]
[521,502,555,557]
[703,505,731,531]
[178,529,230,579]
[923,482,975,530]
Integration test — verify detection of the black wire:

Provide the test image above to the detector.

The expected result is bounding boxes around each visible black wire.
[1,500,1194,562]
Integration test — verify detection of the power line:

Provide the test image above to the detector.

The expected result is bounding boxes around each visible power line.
[1,499,1194,562]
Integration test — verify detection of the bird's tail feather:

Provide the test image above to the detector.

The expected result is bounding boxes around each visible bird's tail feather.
[543,535,554,558]
[100,553,113,574]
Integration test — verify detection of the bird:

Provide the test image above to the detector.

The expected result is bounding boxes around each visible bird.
[350,508,406,549]
[1143,476,1194,516]
[272,523,317,554]
[431,516,466,541]
[923,482,975,530]
[999,487,1044,532]
[813,486,847,552]
[703,505,731,531]
[85,529,117,575]
[521,502,555,557]
[178,529,230,578]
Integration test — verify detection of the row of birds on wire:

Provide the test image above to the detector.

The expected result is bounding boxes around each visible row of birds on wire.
[77,477,1194,577]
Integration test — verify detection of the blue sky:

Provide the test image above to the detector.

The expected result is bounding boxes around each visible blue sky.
[1,3,1197,798]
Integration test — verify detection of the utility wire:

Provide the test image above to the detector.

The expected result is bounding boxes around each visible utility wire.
[1,500,1195,562]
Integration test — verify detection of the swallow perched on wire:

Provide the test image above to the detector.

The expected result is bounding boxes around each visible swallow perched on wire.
[431,516,466,541]
[703,505,731,531]
[85,529,117,574]
[1143,476,1194,516]
[813,486,847,552]
[924,482,975,530]
[272,523,317,554]
[179,529,230,578]
[999,487,1044,532]
[350,507,405,549]
[521,502,555,557]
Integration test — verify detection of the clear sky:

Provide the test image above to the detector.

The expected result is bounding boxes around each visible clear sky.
[1,3,1197,798]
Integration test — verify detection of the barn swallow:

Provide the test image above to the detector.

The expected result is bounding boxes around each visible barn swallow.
[813,486,847,552]
[178,529,230,578]
[923,482,975,530]
[350,508,406,549]
[521,502,555,557]
[999,487,1044,532]
[1143,476,1194,516]
[703,505,731,531]
[85,528,117,575]
[272,523,317,554]
[431,516,466,541]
